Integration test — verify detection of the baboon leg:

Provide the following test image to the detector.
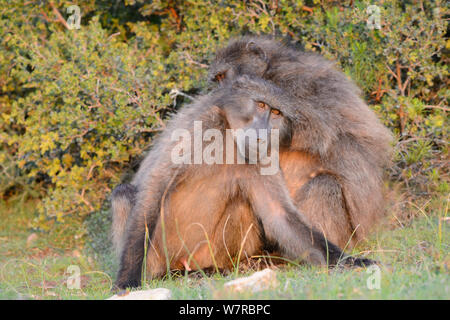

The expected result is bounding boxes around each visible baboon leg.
[145,241,167,279]
[247,178,372,267]
[144,187,263,277]
[111,183,137,256]
[211,197,263,269]
[294,174,357,249]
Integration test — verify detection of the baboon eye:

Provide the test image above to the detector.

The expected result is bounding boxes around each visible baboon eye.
[257,101,268,109]
[270,108,281,116]
[215,72,226,82]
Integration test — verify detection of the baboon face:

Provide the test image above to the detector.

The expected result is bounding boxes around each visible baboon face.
[209,40,269,84]
[222,90,284,133]
[215,77,292,159]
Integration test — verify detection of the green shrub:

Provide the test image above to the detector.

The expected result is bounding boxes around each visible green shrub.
[0,0,448,231]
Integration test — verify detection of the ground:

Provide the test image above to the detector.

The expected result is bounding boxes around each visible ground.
[0,193,448,300]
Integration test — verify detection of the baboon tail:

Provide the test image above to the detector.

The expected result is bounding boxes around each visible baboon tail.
[111,183,137,257]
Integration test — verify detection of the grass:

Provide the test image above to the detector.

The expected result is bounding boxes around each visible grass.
[0,193,448,300]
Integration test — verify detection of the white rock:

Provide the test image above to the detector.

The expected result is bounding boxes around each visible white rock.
[107,288,171,300]
[223,268,278,293]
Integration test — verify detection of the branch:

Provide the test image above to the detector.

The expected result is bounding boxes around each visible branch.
[49,2,69,30]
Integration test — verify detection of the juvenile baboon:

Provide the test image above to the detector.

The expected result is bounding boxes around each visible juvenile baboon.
[209,36,393,248]
[113,76,374,289]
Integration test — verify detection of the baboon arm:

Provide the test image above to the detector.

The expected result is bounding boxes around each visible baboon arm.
[247,176,369,267]
[293,173,356,249]
[115,105,224,289]
[115,163,182,289]
[111,184,138,256]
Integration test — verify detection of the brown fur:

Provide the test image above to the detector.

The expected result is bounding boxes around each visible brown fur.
[146,165,262,278]
[209,36,393,248]
[278,150,353,246]
[112,76,375,289]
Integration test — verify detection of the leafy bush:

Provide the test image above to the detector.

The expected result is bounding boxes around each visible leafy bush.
[0,0,448,231]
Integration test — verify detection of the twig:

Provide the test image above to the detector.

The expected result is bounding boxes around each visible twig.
[169,88,194,102]
[181,52,208,69]
[49,2,69,30]
[424,105,449,112]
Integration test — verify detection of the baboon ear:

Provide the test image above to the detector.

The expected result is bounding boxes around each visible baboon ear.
[232,75,251,89]
[246,41,268,62]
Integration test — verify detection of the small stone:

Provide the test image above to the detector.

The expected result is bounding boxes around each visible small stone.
[107,288,171,300]
[222,268,278,293]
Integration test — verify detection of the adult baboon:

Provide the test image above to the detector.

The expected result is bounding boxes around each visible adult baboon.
[113,76,374,289]
[209,36,393,248]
